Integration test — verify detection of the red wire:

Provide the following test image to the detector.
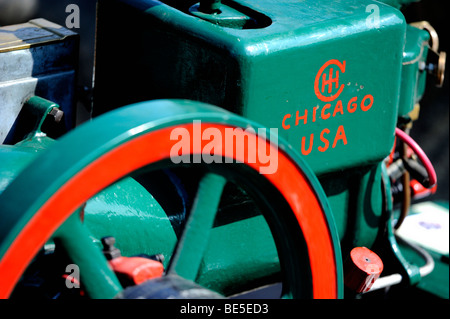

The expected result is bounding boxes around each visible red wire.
[395,128,437,188]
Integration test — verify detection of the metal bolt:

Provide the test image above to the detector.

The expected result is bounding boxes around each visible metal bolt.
[101,236,121,260]
[49,107,64,123]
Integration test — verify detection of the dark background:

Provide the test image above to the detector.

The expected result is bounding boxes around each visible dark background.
[1,0,448,202]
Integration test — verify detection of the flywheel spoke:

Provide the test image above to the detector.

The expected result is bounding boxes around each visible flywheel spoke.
[168,173,227,281]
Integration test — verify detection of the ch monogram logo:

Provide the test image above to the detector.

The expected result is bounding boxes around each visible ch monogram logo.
[314,59,346,102]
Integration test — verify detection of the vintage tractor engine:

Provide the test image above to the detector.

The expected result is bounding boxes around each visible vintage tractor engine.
[0,0,447,300]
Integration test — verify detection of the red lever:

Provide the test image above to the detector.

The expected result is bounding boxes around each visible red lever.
[344,247,383,293]
[109,256,164,286]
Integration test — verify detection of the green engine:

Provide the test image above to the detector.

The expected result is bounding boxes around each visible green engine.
[0,0,447,301]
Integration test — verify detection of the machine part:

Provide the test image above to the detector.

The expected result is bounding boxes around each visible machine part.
[320,163,386,254]
[386,158,406,182]
[395,134,411,230]
[0,99,343,299]
[366,235,435,293]
[101,236,121,260]
[189,0,270,29]
[0,18,78,144]
[83,176,178,264]
[425,49,446,88]
[101,236,165,287]
[410,179,437,200]
[370,164,421,291]
[410,20,446,88]
[395,128,437,189]
[93,0,417,259]
[94,0,406,176]
[397,170,411,230]
[410,21,439,53]
[402,157,430,188]
[117,274,224,299]
[399,236,435,279]
[0,144,39,195]
[398,25,430,117]
[0,134,179,266]
[108,256,165,287]
[168,173,227,282]
[13,96,63,142]
[54,212,123,299]
[367,163,441,295]
[344,247,383,293]
[389,128,436,229]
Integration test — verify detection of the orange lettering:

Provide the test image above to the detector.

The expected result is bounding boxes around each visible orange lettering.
[318,128,330,152]
[332,125,347,148]
[347,96,358,113]
[361,94,373,111]
[312,106,319,122]
[332,100,344,117]
[296,109,308,125]
[321,104,331,120]
[301,134,314,155]
[282,114,291,130]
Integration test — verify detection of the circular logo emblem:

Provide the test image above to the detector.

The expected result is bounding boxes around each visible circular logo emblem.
[314,59,346,102]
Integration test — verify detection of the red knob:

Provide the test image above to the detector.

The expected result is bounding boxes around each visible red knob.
[344,247,383,293]
[109,256,164,286]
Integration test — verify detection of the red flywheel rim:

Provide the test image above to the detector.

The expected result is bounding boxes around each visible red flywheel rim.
[0,123,338,298]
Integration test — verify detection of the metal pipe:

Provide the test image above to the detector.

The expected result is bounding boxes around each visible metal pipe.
[368,273,403,292]
[366,236,435,293]
[396,236,435,278]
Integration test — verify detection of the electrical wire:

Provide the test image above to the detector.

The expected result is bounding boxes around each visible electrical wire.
[395,128,437,188]
[395,140,411,229]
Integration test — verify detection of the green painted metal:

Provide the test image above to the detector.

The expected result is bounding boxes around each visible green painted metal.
[376,163,421,289]
[83,177,177,268]
[415,249,449,299]
[54,212,123,299]
[197,214,280,295]
[95,0,406,177]
[0,140,178,296]
[398,25,430,117]
[93,0,409,265]
[0,129,57,196]
[0,0,444,300]
[20,96,62,137]
[0,146,38,196]
[10,96,64,146]
[0,144,177,265]
[0,99,343,298]
[190,3,252,29]
[169,173,227,281]
[320,164,385,253]
[394,201,449,298]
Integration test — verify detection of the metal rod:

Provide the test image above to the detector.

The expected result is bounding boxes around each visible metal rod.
[365,236,435,293]
[168,173,227,281]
